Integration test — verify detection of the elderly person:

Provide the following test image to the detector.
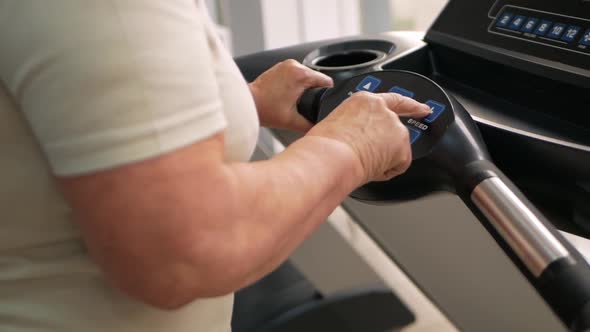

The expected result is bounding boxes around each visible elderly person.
[0,0,430,331]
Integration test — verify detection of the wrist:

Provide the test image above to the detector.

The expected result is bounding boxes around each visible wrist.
[249,81,273,128]
[296,135,366,189]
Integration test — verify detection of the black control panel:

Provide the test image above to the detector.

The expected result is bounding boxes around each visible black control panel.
[425,0,590,130]
[490,6,590,55]
[317,71,454,160]
[427,0,590,71]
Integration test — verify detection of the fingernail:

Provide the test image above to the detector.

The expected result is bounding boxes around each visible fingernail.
[423,104,433,113]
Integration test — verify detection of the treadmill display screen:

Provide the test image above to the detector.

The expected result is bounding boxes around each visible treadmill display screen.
[427,0,590,72]
[489,6,590,56]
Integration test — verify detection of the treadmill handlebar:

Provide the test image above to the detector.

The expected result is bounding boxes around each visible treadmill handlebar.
[540,257,590,332]
[296,87,328,124]
[471,176,571,277]
[573,301,590,332]
[470,172,590,331]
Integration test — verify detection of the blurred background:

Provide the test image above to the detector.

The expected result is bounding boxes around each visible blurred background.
[204,0,448,55]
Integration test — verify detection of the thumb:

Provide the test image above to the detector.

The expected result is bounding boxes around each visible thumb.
[301,68,334,89]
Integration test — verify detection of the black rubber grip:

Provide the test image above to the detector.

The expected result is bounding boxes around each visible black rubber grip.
[572,301,590,332]
[297,87,328,124]
[457,159,499,195]
[538,257,590,331]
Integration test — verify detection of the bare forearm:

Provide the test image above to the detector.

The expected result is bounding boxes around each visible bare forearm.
[246,173,356,287]
[64,133,364,308]
[209,135,363,291]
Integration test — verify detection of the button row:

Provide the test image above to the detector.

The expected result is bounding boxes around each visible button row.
[496,12,590,45]
[354,76,447,144]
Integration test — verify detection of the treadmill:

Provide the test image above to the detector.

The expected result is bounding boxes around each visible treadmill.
[235,1,590,331]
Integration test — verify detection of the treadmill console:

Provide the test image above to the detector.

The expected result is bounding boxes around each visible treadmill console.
[426,0,590,128]
[317,71,454,160]
[429,1,590,70]
[490,5,590,56]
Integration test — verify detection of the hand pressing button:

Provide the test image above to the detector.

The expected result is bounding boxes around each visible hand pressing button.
[389,86,415,98]
[423,100,446,123]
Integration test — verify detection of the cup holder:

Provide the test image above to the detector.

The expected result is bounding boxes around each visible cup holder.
[313,50,384,68]
[303,39,395,71]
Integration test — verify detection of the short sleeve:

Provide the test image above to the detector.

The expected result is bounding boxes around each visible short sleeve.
[0,0,227,176]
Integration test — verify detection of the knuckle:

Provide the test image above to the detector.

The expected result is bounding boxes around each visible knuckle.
[388,110,400,122]
[348,93,369,107]
[401,149,412,167]
[353,91,372,100]
[398,124,410,140]
[290,68,312,83]
[279,59,299,70]
[395,152,411,174]
[353,92,383,109]
[403,155,412,170]
[375,96,388,107]
[393,127,411,165]
[282,59,300,67]
[280,59,304,75]
[389,92,403,105]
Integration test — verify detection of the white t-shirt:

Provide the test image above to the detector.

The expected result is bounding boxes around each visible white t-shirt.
[0,1,259,331]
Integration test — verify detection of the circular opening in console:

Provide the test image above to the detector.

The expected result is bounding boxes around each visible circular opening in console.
[303,39,395,71]
[313,50,382,68]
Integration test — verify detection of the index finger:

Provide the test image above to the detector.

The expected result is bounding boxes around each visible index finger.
[378,93,432,118]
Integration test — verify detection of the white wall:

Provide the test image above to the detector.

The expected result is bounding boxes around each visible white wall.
[259,0,301,50]
[298,0,361,43]
[390,0,448,31]
[222,0,362,55]
[360,0,394,34]
[215,0,450,55]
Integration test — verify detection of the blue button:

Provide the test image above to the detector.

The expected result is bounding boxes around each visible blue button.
[389,86,415,98]
[509,15,527,30]
[580,29,590,46]
[561,26,582,42]
[521,18,539,33]
[534,20,553,36]
[547,23,567,39]
[355,76,381,92]
[496,12,514,27]
[408,127,421,145]
[424,100,446,124]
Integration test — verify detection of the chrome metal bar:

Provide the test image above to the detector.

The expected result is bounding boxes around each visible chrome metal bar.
[471,177,571,277]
